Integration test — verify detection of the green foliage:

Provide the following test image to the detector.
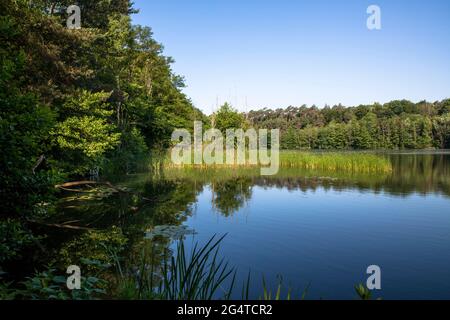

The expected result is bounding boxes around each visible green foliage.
[259,276,310,301]
[57,227,128,272]
[113,236,312,300]
[0,0,444,301]
[114,235,237,300]
[160,235,236,300]
[2,0,202,178]
[433,114,450,149]
[1,0,204,277]
[55,116,120,159]
[0,220,37,263]
[106,127,149,174]
[1,259,109,300]
[214,103,247,133]
[59,90,114,118]
[279,152,392,173]
[1,8,60,238]
[354,283,378,300]
[281,127,299,149]
[438,99,450,115]
[163,150,392,173]
[250,100,450,150]
[21,262,107,300]
[53,115,121,174]
[0,282,18,300]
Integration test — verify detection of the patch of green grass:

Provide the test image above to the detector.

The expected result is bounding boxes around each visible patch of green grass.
[279,151,392,173]
[156,151,392,174]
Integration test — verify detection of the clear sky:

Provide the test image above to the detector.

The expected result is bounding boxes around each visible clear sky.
[132,0,450,114]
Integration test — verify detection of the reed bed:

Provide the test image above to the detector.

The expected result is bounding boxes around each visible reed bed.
[279,151,392,173]
[156,150,392,174]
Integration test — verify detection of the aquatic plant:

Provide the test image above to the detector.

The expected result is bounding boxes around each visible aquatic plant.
[260,276,310,301]
[157,151,392,174]
[114,235,313,300]
[354,283,381,300]
[279,151,392,173]
[160,235,236,300]
[0,234,380,300]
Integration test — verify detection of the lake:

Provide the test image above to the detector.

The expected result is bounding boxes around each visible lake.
[57,151,450,299]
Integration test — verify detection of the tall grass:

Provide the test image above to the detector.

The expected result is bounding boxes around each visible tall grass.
[160,235,236,300]
[113,235,315,300]
[156,150,392,174]
[115,235,238,300]
[279,151,392,173]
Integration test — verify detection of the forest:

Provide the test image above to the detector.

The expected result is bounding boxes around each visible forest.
[1,0,205,275]
[247,100,450,150]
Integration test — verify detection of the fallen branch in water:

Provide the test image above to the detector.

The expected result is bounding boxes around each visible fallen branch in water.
[56,181,126,193]
[56,181,106,188]
[55,181,154,202]
[27,219,93,231]
[57,186,95,193]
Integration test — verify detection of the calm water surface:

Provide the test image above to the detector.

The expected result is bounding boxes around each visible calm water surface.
[60,152,450,299]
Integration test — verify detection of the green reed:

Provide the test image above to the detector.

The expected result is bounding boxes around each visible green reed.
[155,150,392,174]
[113,235,317,300]
[115,235,237,300]
[279,151,392,173]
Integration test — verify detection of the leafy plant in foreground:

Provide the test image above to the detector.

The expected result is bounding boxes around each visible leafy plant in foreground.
[355,283,381,300]
[20,260,108,300]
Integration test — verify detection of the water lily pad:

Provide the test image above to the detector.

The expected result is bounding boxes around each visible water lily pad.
[144,225,196,240]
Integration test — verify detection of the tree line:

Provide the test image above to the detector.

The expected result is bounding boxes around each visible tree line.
[246,100,450,150]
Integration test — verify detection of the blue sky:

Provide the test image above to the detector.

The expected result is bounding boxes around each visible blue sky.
[132,0,450,114]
